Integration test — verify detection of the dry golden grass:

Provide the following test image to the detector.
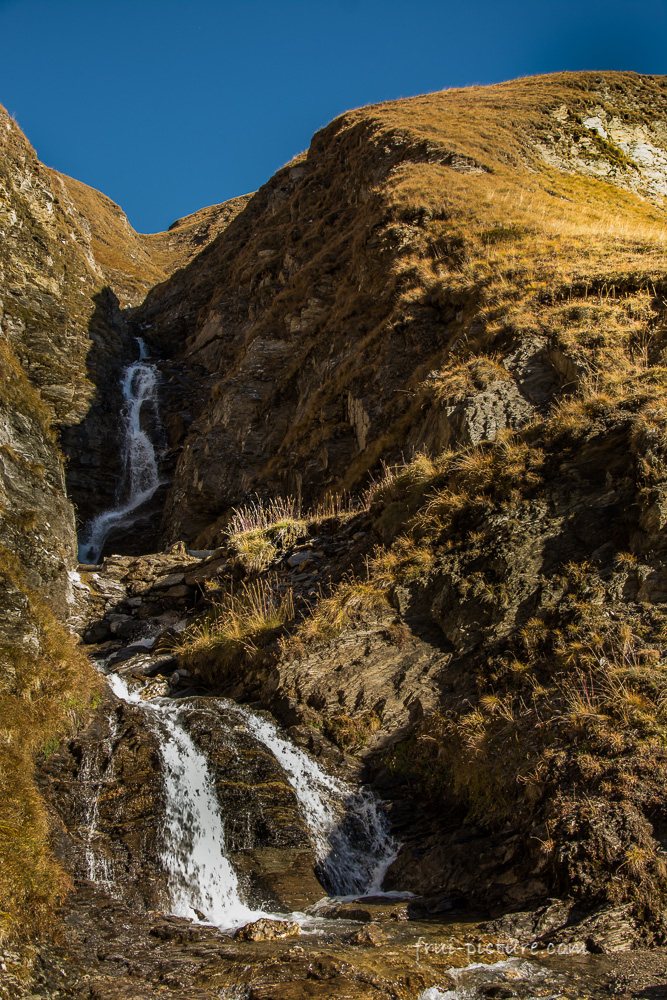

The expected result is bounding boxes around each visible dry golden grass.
[165,72,667,514]
[0,548,98,944]
[51,171,167,305]
[286,578,391,649]
[323,709,382,751]
[174,576,294,683]
[224,497,307,573]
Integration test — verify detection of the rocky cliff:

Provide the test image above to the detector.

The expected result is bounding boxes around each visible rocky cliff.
[2,70,667,995]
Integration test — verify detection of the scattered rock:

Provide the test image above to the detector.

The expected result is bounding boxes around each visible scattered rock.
[345,924,387,947]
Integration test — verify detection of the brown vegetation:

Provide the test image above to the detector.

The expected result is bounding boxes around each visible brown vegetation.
[0,549,98,944]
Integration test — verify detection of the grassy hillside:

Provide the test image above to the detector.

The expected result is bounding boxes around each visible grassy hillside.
[133,72,667,544]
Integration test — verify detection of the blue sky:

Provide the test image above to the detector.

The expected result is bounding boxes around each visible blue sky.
[1,0,664,233]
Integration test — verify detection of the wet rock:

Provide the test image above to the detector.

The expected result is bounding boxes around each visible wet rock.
[140,677,170,699]
[234,918,301,942]
[315,899,409,922]
[142,654,180,676]
[230,848,326,912]
[36,695,169,912]
[482,897,642,953]
[345,924,387,947]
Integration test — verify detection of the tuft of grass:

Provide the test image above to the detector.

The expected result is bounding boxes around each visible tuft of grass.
[422,356,512,404]
[286,578,391,649]
[323,709,382,751]
[226,496,306,573]
[174,576,295,683]
[227,494,302,534]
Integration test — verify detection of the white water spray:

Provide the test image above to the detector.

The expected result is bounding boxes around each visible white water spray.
[106,675,262,927]
[78,338,161,563]
[236,704,398,895]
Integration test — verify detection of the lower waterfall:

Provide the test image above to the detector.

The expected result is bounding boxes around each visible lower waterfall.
[107,674,262,927]
[147,705,262,927]
[236,704,397,895]
[106,672,397,928]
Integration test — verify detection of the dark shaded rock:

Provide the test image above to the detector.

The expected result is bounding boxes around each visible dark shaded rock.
[230,848,326,912]
[84,619,113,644]
[315,900,409,923]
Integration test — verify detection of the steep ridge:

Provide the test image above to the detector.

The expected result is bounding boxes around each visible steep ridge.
[129,71,667,547]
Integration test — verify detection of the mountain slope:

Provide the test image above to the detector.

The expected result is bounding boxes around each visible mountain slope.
[129,71,667,545]
[2,70,667,966]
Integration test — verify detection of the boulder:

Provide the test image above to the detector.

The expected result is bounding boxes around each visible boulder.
[234,918,301,942]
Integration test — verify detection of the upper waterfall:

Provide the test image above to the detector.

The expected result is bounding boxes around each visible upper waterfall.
[78,338,161,563]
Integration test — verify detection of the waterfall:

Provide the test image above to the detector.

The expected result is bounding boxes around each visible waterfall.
[153,709,261,927]
[235,704,397,895]
[107,674,262,928]
[78,338,161,564]
[80,712,119,888]
[102,671,397,928]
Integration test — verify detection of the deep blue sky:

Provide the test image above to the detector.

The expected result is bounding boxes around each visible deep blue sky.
[1,0,664,233]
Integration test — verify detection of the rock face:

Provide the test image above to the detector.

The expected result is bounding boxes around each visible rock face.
[0,100,251,950]
[38,691,170,912]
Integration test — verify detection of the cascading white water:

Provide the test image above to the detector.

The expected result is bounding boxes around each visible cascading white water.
[235,704,398,895]
[154,710,261,926]
[103,671,398,928]
[80,712,119,887]
[107,674,262,928]
[78,338,161,564]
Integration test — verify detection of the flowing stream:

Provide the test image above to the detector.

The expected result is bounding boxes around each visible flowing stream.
[78,338,161,564]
